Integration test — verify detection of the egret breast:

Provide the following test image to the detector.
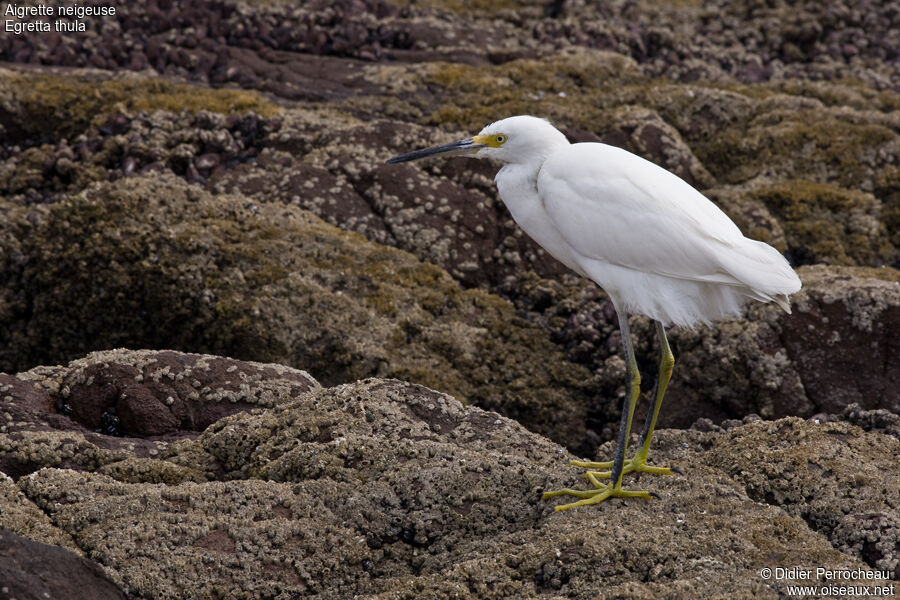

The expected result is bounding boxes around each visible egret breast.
[495,163,589,278]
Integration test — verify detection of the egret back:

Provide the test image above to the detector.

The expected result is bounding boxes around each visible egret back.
[526,143,800,326]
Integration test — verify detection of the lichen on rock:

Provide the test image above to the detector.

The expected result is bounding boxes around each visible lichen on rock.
[1,1,900,597]
[2,354,896,598]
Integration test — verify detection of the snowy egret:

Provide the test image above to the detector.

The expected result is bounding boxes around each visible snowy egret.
[387,116,801,511]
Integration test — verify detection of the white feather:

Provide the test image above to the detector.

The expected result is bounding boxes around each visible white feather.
[485,117,800,327]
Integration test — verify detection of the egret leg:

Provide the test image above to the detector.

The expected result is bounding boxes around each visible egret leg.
[631,320,675,471]
[542,311,654,511]
[567,320,678,480]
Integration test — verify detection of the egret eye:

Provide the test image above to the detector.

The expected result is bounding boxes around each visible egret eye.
[386,114,802,512]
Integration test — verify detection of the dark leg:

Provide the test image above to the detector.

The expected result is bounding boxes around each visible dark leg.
[542,311,653,511]
[567,319,678,480]
[609,310,640,488]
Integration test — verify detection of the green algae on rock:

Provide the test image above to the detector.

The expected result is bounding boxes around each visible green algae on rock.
[0,175,597,454]
[353,53,900,270]
[0,67,280,142]
[750,180,894,266]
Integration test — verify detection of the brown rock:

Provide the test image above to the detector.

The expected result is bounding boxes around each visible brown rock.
[598,106,715,189]
[58,349,319,437]
[0,176,598,455]
[707,417,900,580]
[661,265,900,428]
[0,349,318,481]
[7,370,895,599]
[0,528,126,600]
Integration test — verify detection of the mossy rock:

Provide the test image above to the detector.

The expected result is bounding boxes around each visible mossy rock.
[420,50,645,134]
[0,69,279,141]
[0,174,597,454]
[751,180,894,266]
[356,55,900,271]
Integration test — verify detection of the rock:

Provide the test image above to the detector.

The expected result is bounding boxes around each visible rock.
[0,183,597,456]
[748,181,892,267]
[2,62,898,455]
[0,528,126,600]
[217,114,575,287]
[706,417,900,580]
[3,0,898,89]
[53,348,319,437]
[837,403,900,440]
[0,1,899,596]
[2,357,895,599]
[779,266,900,417]
[499,265,900,433]
[4,58,899,282]
[0,72,278,204]
[18,165,890,452]
[0,349,318,482]
[664,265,900,427]
[0,473,80,552]
[596,105,715,189]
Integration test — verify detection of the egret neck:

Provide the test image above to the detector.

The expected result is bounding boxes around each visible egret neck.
[494,138,588,278]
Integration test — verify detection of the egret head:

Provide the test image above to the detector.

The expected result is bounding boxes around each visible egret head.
[386,115,569,166]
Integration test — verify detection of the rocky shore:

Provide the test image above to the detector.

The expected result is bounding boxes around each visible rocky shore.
[1,1,898,598]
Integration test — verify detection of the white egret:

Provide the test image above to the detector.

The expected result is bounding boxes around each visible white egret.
[387,116,801,511]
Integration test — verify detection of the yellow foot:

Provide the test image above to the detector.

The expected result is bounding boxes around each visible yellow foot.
[569,456,679,482]
[542,480,655,512]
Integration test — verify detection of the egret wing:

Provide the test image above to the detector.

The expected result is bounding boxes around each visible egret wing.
[537,143,750,285]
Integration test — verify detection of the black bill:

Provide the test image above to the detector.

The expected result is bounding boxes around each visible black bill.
[386,138,484,164]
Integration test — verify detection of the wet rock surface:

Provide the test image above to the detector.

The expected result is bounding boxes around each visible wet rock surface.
[2,0,900,597]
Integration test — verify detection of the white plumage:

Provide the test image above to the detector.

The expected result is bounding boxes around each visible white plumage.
[485,116,801,327]
[387,114,802,510]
